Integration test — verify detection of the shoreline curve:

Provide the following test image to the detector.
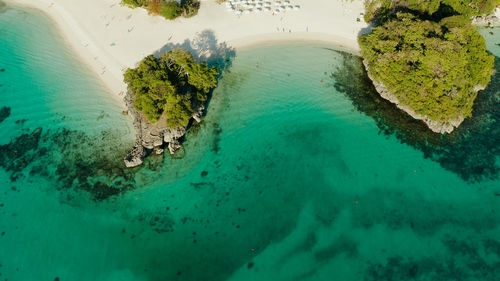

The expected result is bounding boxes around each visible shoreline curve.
[3,0,366,107]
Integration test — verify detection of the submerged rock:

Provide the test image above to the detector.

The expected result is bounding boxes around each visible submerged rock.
[0,127,43,180]
[0,106,11,123]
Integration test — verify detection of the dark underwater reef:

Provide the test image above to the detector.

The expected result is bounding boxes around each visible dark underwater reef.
[0,125,142,200]
[330,51,500,183]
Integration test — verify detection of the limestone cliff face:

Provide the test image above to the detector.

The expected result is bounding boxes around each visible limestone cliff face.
[362,61,471,134]
[123,91,204,168]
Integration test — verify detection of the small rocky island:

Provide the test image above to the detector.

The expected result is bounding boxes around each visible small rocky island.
[123,49,218,167]
[359,0,496,133]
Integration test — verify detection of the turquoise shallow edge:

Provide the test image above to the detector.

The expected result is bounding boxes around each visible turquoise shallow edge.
[0,5,500,281]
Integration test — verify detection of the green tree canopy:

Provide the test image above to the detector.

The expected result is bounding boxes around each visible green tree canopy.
[365,0,500,21]
[124,49,219,128]
[160,1,182,20]
[160,49,219,100]
[122,0,147,8]
[359,13,494,123]
[121,0,199,20]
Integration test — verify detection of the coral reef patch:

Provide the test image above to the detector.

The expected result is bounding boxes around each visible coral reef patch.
[0,106,10,123]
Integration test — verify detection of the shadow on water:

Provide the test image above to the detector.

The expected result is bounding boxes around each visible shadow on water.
[330,51,500,183]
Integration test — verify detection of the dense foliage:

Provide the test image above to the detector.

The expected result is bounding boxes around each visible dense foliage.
[364,0,500,21]
[122,0,200,20]
[359,13,494,122]
[124,49,218,128]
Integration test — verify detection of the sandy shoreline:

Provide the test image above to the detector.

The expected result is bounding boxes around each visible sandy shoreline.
[3,0,367,106]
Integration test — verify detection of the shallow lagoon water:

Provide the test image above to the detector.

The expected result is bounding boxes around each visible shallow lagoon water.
[1,5,500,281]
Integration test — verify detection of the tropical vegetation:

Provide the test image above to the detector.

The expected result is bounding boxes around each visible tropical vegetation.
[359,1,495,125]
[121,0,200,20]
[124,49,218,128]
[364,0,500,21]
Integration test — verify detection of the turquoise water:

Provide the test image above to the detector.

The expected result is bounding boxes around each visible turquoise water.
[1,5,500,281]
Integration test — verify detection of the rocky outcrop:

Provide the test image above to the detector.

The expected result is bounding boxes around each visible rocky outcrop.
[162,127,186,143]
[472,13,500,26]
[192,104,205,123]
[363,61,471,134]
[124,141,145,168]
[123,91,204,168]
[168,140,182,154]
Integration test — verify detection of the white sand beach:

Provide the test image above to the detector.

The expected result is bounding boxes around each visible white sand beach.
[4,0,367,104]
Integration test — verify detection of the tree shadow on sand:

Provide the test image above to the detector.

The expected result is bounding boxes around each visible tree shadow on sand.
[153,29,236,77]
[0,1,7,13]
[330,51,500,183]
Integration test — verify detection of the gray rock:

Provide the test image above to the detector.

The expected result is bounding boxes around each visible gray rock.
[142,132,163,149]
[154,147,164,155]
[193,114,202,123]
[192,104,205,123]
[153,135,163,147]
[472,14,499,26]
[124,142,145,168]
[163,127,186,143]
[168,140,182,154]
